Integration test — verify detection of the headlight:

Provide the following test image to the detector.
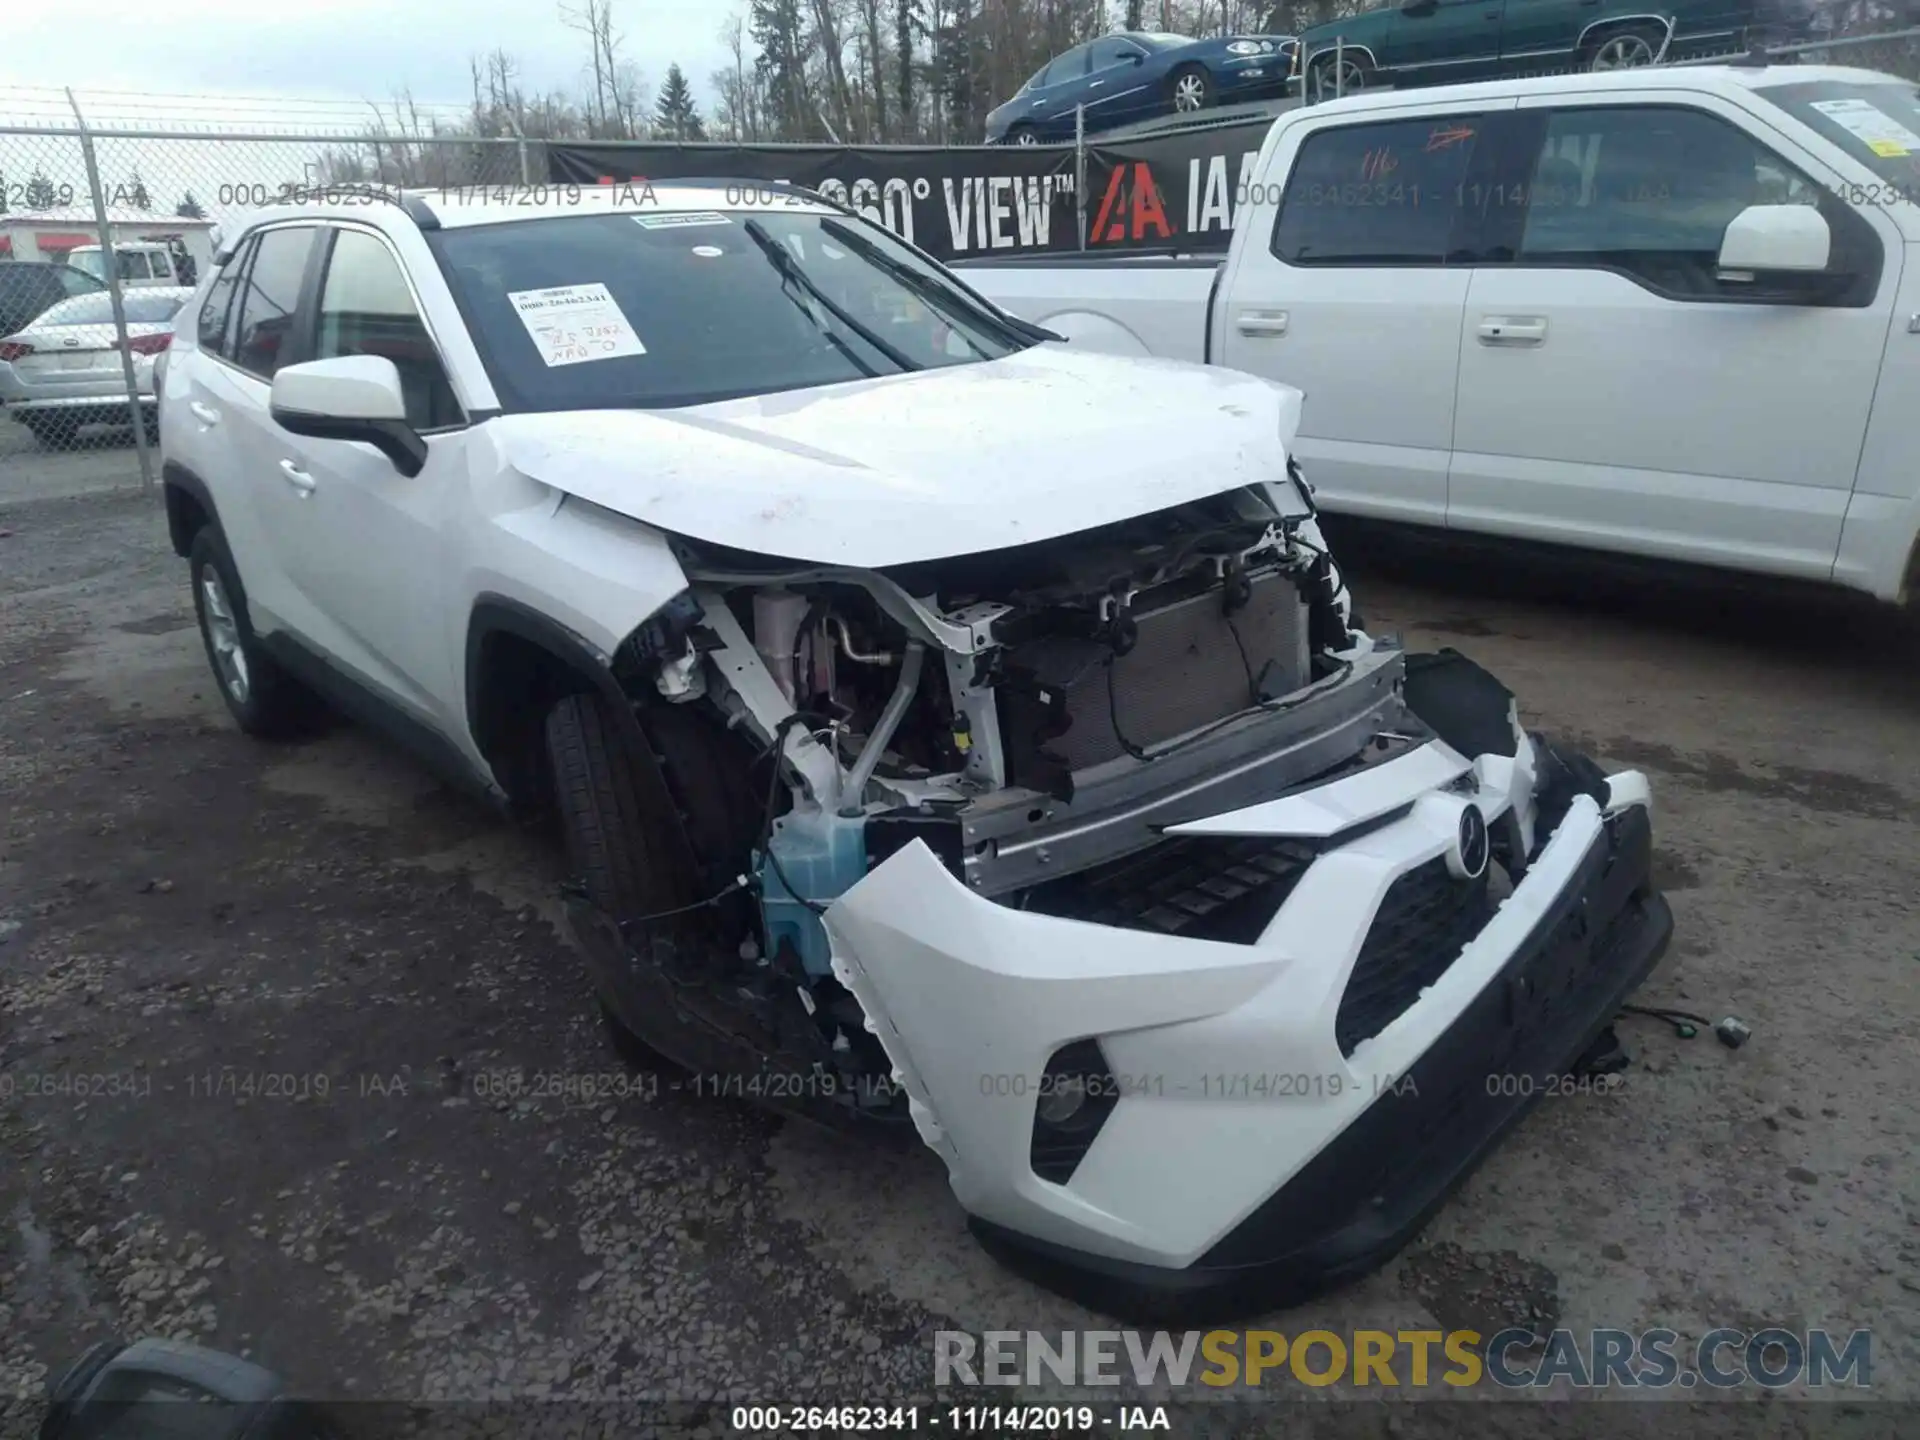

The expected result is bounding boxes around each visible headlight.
[1227,39,1267,55]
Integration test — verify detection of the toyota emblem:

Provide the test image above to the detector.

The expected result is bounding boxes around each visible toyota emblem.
[1451,804,1490,881]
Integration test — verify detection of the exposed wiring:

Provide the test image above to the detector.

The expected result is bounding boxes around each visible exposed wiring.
[1619,1003,1714,1039]
[606,878,749,931]
[1103,656,1154,762]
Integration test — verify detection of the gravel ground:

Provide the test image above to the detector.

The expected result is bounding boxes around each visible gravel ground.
[1,468,1917,1439]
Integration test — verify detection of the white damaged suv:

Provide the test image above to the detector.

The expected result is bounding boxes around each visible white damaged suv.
[158,182,1672,1321]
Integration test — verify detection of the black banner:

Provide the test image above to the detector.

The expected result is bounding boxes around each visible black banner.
[548,113,1282,264]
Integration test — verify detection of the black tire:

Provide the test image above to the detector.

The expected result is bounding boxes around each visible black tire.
[545,691,693,1072]
[1007,122,1038,146]
[1582,23,1664,70]
[188,525,326,738]
[1169,63,1213,114]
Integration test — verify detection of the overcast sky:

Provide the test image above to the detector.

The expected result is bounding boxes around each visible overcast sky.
[3,0,735,120]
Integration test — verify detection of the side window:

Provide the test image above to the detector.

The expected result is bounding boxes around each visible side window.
[1272,113,1484,265]
[1517,106,1837,297]
[58,267,101,297]
[1089,38,1145,73]
[231,227,316,379]
[198,240,250,357]
[314,228,461,430]
[1022,61,1053,93]
[120,252,151,281]
[1050,45,1092,83]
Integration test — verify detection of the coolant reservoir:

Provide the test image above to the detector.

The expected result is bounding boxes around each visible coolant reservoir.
[758,810,868,977]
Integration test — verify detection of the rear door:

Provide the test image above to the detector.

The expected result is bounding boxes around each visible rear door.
[195,224,324,639]
[1022,44,1094,140]
[1447,93,1896,579]
[1215,100,1513,526]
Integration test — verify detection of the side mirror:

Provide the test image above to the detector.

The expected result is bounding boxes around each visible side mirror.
[1717,203,1831,275]
[1129,50,1145,64]
[269,355,427,476]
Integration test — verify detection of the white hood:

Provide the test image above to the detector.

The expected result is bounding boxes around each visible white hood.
[491,343,1306,568]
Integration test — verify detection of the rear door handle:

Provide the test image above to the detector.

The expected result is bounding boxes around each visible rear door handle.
[279,459,316,495]
[188,401,219,425]
[1476,316,1547,345]
[1236,310,1289,337]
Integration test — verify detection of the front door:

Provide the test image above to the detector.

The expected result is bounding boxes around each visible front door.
[264,225,469,727]
[1021,44,1094,141]
[1385,0,1507,84]
[1496,0,1590,71]
[1216,105,1507,526]
[1448,96,1898,580]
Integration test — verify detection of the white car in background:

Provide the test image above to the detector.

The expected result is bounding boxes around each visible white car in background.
[964,63,1920,606]
[0,286,192,447]
[157,183,1671,1321]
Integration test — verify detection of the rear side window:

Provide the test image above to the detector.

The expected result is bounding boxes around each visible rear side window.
[1272,114,1484,265]
[57,267,102,297]
[230,227,316,379]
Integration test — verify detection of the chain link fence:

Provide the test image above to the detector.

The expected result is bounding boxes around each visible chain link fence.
[0,96,539,497]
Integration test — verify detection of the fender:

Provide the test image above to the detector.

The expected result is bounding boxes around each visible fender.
[161,460,222,559]
[464,592,706,904]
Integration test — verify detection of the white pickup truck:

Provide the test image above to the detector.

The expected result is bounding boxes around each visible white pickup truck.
[962,62,1920,606]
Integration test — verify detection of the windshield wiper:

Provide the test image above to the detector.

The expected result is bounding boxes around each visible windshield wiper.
[818,218,1064,347]
[741,218,919,375]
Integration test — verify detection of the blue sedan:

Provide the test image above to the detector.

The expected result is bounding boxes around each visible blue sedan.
[985,31,1298,145]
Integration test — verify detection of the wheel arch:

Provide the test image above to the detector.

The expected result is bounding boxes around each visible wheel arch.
[1576,14,1675,60]
[162,460,220,559]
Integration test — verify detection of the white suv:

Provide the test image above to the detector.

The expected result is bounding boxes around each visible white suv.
[158,183,1671,1321]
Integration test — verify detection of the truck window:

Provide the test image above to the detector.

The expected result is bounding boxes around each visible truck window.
[1513,105,1868,302]
[1271,114,1484,266]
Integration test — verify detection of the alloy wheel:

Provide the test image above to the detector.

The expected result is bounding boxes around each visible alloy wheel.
[1590,33,1657,68]
[1173,72,1207,111]
[200,569,251,704]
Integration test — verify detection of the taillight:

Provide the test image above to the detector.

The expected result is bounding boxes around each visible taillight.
[125,333,172,355]
[0,341,32,362]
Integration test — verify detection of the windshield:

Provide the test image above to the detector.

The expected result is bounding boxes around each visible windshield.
[1759,78,1920,184]
[429,208,1031,412]
[36,291,187,325]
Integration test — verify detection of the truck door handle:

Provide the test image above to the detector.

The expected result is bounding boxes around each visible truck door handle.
[1236,310,1289,337]
[1476,316,1547,345]
[188,401,219,426]
[279,459,316,495]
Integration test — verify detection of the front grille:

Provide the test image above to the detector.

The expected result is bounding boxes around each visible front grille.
[1020,834,1318,945]
[1335,859,1493,1057]
[1002,571,1310,779]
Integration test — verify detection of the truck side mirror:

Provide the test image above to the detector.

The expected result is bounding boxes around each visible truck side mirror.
[1717,203,1830,274]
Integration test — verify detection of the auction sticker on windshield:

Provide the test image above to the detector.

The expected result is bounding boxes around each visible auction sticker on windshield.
[634,211,733,229]
[507,283,647,366]
[1809,98,1920,157]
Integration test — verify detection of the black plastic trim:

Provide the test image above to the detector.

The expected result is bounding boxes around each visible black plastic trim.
[970,802,1672,1324]
[160,459,221,558]
[399,191,441,230]
[268,404,428,476]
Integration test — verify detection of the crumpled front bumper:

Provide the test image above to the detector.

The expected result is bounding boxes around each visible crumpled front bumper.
[823,737,1671,1322]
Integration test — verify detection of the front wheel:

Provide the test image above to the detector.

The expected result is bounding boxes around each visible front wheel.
[1170,64,1213,114]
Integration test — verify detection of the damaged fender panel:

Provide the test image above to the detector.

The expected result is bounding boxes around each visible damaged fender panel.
[826,771,1648,1270]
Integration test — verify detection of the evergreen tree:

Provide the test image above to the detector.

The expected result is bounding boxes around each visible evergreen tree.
[25,169,58,209]
[652,63,708,140]
[176,192,207,219]
[125,170,153,209]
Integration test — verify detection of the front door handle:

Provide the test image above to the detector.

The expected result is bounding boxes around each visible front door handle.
[1089,80,1106,89]
[1476,315,1547,345]
[188,400,219,426]
[279,459,317,495]
[1236,310,1289,337]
